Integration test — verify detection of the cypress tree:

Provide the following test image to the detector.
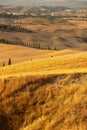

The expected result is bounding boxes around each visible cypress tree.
[8,58,12,65]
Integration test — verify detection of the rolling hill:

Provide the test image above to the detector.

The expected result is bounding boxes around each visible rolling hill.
[0,45,87,130]
[0,48,87,77]
[0,15,87,130]
[0,43,54,66]
[0,18,87,50]
[0,43,81,67]
[0,4,87,130]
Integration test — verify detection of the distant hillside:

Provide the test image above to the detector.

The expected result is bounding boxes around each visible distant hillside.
[0,20,87,50]
[0,5,69,14]
[24,6,69,15]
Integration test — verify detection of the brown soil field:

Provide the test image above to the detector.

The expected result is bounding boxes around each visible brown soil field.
[0,18,87,50]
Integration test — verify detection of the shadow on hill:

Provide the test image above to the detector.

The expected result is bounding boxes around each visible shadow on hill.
[0,73,87,130]
[0,114,11,130]
[0,75,57,102]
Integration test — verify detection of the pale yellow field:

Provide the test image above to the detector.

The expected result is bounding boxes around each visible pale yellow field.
[0,43,81,66]
[0,48,87,77]
[0,43,52,66]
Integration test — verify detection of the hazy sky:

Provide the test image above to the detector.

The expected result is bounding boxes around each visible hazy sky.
[0,0,87,8]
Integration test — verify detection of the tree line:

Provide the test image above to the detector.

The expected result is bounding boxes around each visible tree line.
[0,39,57,50]
[0,24,33,33]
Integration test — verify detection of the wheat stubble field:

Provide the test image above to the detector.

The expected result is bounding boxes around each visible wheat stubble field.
[0,15,87,130]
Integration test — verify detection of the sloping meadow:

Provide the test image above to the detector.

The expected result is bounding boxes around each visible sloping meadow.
[0,73,87,130]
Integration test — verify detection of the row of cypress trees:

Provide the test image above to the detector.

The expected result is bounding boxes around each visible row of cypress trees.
[0,39,57,50]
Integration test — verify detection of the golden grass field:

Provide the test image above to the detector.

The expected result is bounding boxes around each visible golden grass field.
[0,73,87,130]
[0,43,54,66]
[0,42,87,130]
[0,44,87,77]
[0,17,87,130]
[0,43,81,67]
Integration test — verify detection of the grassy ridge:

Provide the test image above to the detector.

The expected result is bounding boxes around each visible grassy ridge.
[0,51,87,77]
[0,43,80,67]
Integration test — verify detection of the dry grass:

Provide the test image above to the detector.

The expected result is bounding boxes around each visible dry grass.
[0,46,87,130]
[0,44,80,66]
[0,73,87,130]
[0,43,81,67]
[0,50,87,77]
[0,43,53,66]
[0,16,87,130]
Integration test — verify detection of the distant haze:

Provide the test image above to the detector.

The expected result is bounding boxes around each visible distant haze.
[0,0,87,8]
